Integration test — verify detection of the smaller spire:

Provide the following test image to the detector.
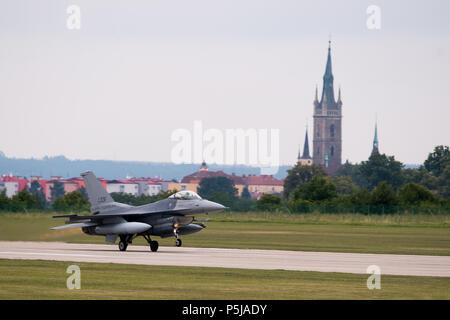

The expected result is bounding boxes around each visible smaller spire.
[338,86,341,102]
[301,128,311,159]
[315,85,318,101]
[371,121,379,155]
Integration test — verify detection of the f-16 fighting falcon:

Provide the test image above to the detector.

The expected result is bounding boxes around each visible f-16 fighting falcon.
[52,171,225,252]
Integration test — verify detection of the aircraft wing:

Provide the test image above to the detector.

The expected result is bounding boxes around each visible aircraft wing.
[53,208,192,223]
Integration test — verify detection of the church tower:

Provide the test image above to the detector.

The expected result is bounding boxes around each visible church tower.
[313,41,342,174]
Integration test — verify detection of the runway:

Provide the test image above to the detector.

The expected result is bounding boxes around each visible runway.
[0,241,449,277]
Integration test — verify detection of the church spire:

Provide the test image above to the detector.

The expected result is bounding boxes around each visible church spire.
[324,40,333,80]
[319,41,336,108]
[371,121,379,155]
[302,128,311,159]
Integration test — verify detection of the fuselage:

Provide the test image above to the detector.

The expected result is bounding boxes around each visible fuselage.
[53,172,225,252]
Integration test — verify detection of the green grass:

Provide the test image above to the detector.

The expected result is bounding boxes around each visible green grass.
[0,259,448,299]
[0,212,449,255]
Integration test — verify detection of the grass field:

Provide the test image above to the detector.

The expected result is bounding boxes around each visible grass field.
[0,259,449,299]
[0,212,449,256]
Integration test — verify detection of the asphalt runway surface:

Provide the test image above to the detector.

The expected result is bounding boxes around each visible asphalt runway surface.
[0,241,449,277]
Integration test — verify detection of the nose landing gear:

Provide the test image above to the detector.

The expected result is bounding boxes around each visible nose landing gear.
[173,226,182,247]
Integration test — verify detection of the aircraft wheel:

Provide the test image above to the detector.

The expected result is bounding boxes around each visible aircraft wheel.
[175,238,182,247]
[150,241,159,252]
[119,241,128,251]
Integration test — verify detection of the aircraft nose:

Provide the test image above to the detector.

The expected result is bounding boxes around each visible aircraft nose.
[204,200,226,213]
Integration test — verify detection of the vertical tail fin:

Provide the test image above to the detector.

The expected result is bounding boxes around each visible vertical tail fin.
[81,171,113,213]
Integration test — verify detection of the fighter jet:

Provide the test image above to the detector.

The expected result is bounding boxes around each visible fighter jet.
[52,171,225,252]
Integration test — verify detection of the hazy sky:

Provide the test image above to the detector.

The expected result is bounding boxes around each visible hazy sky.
[0,0,449,168]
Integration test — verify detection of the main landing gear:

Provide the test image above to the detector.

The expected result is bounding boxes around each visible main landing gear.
[144,235,159,252]
[118,240,128,251]
[118,235,133,251]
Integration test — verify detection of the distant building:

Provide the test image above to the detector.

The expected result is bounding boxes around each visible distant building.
[45,179,79,201]
[180,162,283,197]
[313,41,342,174]
[0,175,28,198]
[245,174,284,195]
[158,180,181,192]
[181,162,231,193]
[106,180,139,196]
[129,178,163,196]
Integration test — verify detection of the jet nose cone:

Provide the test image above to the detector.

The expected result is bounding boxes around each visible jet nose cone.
[204,200,226,213]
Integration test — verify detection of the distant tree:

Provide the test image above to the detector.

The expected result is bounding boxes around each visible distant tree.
[231,197,256,212]
[0,190,11,210]
[402,167,435,189]
[256,194,282,211]
[79,186,88,201]
[204,192,235,209]
[424,145,450,177]
[333,160,355,176]
[333,161,367,187]
[398,183,436,205]
[359,153,404,190]
[29,181,47,209]
[283,164,327,199]
[197,177,238,199]
[50,181,65,202]
[11,189,38,211]
[370,182,397,206]
[348,188,372,206]
[53,191,89,212]
[241,187,251,199]
[290,176,337,203]
[332,176,358,195]
[436,165,450,198]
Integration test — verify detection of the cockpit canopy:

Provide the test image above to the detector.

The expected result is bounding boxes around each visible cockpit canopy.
[168,190,202,200]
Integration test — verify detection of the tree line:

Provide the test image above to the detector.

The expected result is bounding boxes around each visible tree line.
[1,145,449,214]
[0,180,178,213]
[196,145,450,214]
[263,145,450,213]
